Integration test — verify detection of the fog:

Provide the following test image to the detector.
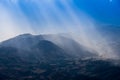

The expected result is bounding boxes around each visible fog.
[0,0,118,59]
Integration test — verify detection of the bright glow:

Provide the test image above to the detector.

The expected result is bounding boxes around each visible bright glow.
[109,0,113,2]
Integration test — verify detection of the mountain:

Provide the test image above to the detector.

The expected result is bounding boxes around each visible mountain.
[0,34,68,63]
[0,33,120,80]
[0,33,96,59]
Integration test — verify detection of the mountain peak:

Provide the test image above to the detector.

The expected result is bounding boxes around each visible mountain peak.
[18,33,33,36]
[15,33,33,38]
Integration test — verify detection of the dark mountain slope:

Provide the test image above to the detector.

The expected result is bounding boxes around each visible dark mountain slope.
[0,34,96,58]
[0,34,119,80]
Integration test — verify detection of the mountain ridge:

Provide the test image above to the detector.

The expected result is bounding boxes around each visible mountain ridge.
[0,33,97,58]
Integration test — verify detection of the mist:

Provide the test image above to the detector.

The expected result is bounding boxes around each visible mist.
[0,0,118,59]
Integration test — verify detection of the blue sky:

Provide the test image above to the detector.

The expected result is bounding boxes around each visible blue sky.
[0,0,120,41]
[4,0,119,25]
[19,0,119,25]
[73,0,120,25]
[0,0,119,58]
[1,0,120,25]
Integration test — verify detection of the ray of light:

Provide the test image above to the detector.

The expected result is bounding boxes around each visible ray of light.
[0,0,117,58]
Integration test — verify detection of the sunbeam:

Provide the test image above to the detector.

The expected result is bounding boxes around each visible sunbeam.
[0,0,119,58]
